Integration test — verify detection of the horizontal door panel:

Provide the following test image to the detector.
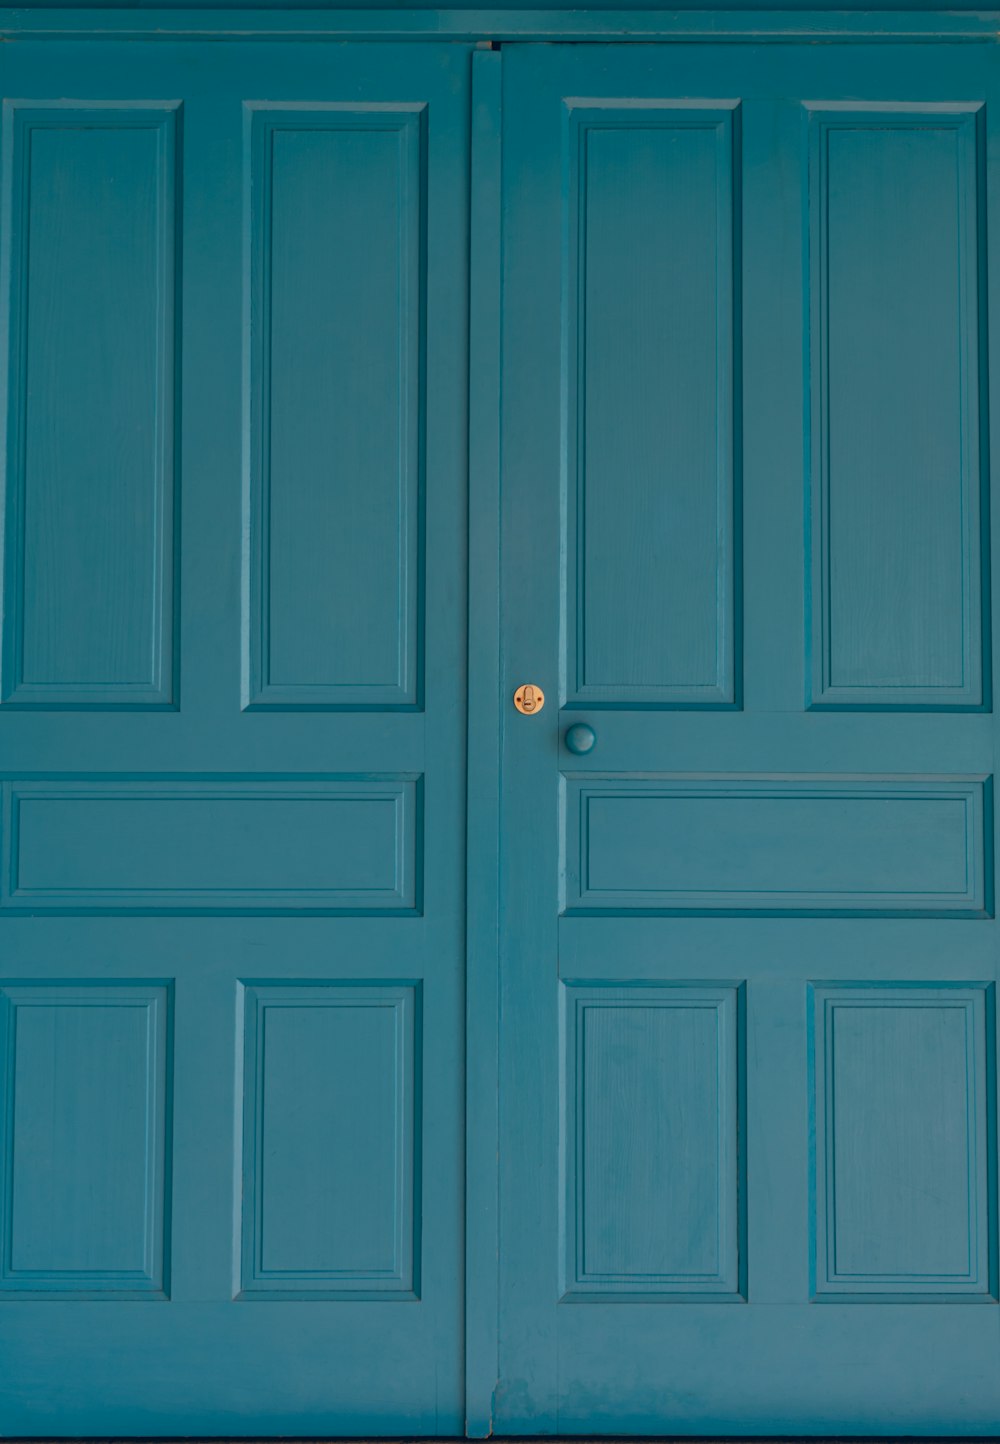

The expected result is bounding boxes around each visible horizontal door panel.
[563,774,991,915]
[2,777,421,913]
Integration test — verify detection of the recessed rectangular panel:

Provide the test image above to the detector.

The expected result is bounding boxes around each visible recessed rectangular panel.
[239,983,418,1298]
[5,777,419,913]
[0,983,170,1297]
[564,103,740,709]
[564,775,989,915]
[1,103,178,709]
[807,106,987,710]
[812,985,995,1298]
[245,105,425,710]
[561,983,742,1299]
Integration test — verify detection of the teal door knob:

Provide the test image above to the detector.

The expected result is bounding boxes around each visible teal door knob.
[564,723,597,755]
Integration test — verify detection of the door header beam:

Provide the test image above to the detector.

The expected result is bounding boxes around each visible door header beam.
[1,7,998,41]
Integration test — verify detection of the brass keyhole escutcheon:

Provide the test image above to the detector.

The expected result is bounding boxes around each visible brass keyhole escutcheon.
[514,683,545,715]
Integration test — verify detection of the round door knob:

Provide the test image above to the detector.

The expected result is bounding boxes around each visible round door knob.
[564,723,597,755]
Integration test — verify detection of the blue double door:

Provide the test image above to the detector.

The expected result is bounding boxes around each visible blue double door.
[1,32,999,1438]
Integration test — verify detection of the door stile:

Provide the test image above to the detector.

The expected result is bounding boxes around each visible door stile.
[465,43,504,1442]
[982,51,1000,1277]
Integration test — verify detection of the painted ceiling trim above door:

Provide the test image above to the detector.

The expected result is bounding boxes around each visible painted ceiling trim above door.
[2,8,999,39]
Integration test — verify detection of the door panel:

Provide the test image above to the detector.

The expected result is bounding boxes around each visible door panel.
[244,104,424,711]
[806,104,987,709]
[563,101,739,709]
[3,102,178,709]
[0,41,469,1435]
[498,43,1000,1433]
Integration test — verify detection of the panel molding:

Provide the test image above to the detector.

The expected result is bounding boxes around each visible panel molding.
[560,981,745,1300]
[563,100,741,710]
[0,981,171,1299]
[243,103,426,711]
[563,773,992,916]
[806,103,989,711]
[1,775,421,914]
[810,983,997,1300]
[238,981,420,1300]
[0,100,179,710]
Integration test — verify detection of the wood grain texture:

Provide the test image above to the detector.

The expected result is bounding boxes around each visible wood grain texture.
[564,102,740,709]
[561,983,743,1299]
[4,23,1000,1442]
[0,982,171,1297]
[244,105,425,710]
[564,774,991,915]
[812,984,996,1298]
[0,38,469,1437]
[498,39,1000,1437]
[239,983,419,1298]
[0,103,179,709]
[2,776,421,913]
[807,105,988,710]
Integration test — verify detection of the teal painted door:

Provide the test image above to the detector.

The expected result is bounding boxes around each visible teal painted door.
[498,42,1000,1433]
[0,40,469,1434]
[5,28,1000,1440]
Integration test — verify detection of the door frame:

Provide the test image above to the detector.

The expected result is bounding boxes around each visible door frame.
[1,11,994,1435]
[1,11,996,40]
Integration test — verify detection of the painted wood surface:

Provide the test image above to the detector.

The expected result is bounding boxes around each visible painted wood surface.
[0,38,470,1436]
[4,10,1000,41]
[11,0,999,13]
[4,20,1000,1440]
[497,40,1000,1436]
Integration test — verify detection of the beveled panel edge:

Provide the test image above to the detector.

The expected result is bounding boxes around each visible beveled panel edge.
[804,102,990,713]
[0,774,422,915]
[808,980,998,1301]
[0,100,181,712]
[0,979,173,1299]
[562,772,993,917]
[235,978,421,1300]
[559,979,746,1301]
[241,102,427,713]
[561,99,742,711]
